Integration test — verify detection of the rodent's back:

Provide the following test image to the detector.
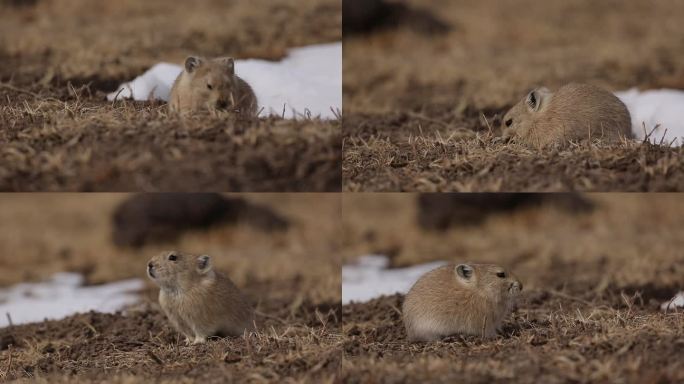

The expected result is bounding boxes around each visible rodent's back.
[403,263,521,341]
[403,266,478,338]
[503,83,632,148]
[187,271,254,332]
[543,83,632,142]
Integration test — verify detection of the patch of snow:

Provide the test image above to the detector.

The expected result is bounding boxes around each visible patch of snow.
[107,42,342,120]
[0,273,144,327]
[661,291,684,312]
[615,88,684,146]
[342,255,447,305]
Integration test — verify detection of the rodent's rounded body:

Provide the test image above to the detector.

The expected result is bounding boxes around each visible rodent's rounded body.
[402,263,522,342]
[147,251,254,344]
[502,83,632,148]
[169,56,258,117]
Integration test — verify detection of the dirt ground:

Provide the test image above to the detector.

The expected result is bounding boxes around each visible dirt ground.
[0,194,341,383]
[0,0,341,191]
[343,0,684,191]
[341,194,684,383]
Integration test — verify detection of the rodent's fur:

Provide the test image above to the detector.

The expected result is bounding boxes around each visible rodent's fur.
[402,263,522,342]
[169,56,258,116]
[502,83,632,148]
[147,251,254,344]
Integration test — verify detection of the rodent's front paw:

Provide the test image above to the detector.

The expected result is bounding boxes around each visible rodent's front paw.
[192,336,207,345]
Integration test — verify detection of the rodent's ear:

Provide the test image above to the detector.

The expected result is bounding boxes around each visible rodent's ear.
[196,254,212,274]
[526,87,552,112]
[455,264,473,280]
[219,57,235,75]
[185,56,202,73]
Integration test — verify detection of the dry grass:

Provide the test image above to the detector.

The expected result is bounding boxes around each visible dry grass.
[1,301,341,383]
[0,0,341,191]
[342,294,683,383]
[343,116,684,191]
[341,194,684,382]
[0,193,342,382]
[343,0,684,191]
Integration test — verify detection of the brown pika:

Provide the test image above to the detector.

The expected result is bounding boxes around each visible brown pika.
[147,251,255,344]
[169,56,258,116]
[402,263,522,342]
[502,83,632,148]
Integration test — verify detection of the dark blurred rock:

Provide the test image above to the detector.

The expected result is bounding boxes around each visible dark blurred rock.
[417,193,594,230]
[0,334,15,350]
[343,0,451,36]
[1,0,39,7]
[112,193,289,247]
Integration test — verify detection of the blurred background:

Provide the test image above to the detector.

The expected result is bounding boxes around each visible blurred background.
[342,193,684,303]
[343,0,684,112]
[0,0,341,83]
[0,193,341,304]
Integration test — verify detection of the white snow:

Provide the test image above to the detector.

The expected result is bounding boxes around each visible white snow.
[342,255,446,304]
[0,273,144,327]
[661,291,684,312]
[107,42,342,120]
[615,88,684,146]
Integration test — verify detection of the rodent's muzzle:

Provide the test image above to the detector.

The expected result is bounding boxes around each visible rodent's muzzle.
[509,280,523,294]
[147,262,156,279]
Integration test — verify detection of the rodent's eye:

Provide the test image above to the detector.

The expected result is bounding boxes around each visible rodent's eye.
[207,83,213,90]
[168,254,177,261]
[496,272,506,278]
[505,118,513,127]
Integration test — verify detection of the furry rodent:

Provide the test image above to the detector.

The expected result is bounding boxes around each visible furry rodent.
[403,263,522,342]
[169,56,258,116]
[502,83,632,148]
[147,251,254,344]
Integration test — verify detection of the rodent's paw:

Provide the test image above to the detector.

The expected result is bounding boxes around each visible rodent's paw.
[500,128,516,141]
[491,136,508,145]
[192,336,207,345]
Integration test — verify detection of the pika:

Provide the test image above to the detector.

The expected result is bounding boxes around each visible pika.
[147,251,255,344]
[402,263,522,342]
[502,83,632,148]
[169,56,258,116]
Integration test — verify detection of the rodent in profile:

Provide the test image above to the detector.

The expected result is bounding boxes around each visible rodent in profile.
[169,56,258,117]
[147,251,255,344]
[402,263,522,342]
[502,83,632,148]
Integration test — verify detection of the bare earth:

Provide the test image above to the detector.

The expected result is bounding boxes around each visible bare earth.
[343,0,684,191]
[0,194,341,383]
[0,0,341,191]
[341,194,684,383]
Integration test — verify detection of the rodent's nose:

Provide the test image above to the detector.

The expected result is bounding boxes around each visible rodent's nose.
[217,100,228,109]
[510,281,522,292]
[505,118,513,127]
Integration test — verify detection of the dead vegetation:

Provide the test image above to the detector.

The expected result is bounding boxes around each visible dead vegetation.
[0,193,341,382]
[343,114,684,191]
[343,0,684,191]
[341,194,684,382]
[0,0,341,191]
[1,295,341,383]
